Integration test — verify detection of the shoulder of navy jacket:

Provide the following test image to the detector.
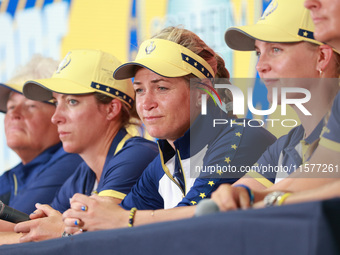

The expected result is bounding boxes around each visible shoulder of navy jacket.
[194,108,231,141]
[174,130,190,148]
[208,102,230,123]
[52,143,69,157]
[195,105,228,129]
[115,129,127,142]
[119,127,128,138]
[107,128,129,154]
[284,124,304,145]
[174,134,190,159]
[44,142,63,157]
[305,118,326,144]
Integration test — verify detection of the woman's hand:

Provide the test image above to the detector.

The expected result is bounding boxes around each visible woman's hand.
[14,204,64,242]
[63,193,129,234]
[211,184,252,211]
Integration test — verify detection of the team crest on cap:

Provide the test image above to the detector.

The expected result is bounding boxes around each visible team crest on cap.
[145,41,156,54]
[260,0,278,20]
[56,52,71,74]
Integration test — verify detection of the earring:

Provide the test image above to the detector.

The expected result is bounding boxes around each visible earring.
[318,69,323,76]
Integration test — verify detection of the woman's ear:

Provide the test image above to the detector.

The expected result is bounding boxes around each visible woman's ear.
[316,44,334,72]
[106,99,122,120]
[193,79,209,104]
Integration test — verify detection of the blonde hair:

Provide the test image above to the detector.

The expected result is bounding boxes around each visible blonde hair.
[8,54,59,84]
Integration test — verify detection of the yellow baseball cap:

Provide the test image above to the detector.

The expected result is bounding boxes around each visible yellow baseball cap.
[23,50,135,108]
[0,83,23,113]
[225,0,321,51]
[113,38,215,80]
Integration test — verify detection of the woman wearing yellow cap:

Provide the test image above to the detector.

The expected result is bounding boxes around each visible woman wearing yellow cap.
[9,50,158,242]
[246,0,340,207]
[211,0,340,210]
[62,27,276,233]
[260,0,340,205]
[0,55,83,237]
[303,0,340,163]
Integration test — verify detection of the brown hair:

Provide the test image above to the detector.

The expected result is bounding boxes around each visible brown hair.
[94,92,140,129]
